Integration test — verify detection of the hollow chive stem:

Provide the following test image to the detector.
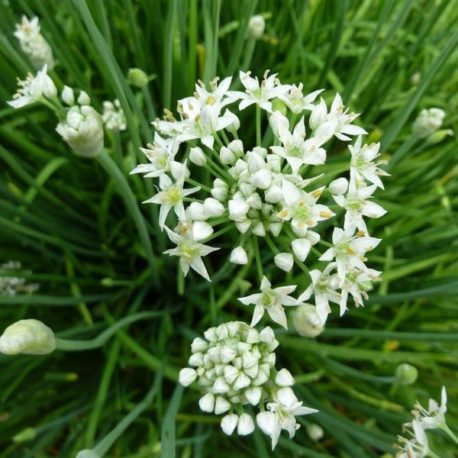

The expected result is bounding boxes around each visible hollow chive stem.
[96,151,156,270]
[55,311,164,351]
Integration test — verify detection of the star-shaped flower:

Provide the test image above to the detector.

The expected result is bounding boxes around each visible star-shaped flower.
[256,387,317,450]
[164,227,218,281]
[238,276,299,328]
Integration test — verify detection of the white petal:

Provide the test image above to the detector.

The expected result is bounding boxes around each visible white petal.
[275,368,295,387]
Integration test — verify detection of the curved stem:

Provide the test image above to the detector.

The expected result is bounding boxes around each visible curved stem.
[55,311,165,351]
[96,151,156,270]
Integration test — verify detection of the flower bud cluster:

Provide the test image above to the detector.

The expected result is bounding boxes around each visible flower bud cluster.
[179,321,316,447]
[412,108,445,139]
[0,261,39,296]
[56,87,104,157]
[14,16,54,70]
[8,60,105,158]
[102,99,127,132]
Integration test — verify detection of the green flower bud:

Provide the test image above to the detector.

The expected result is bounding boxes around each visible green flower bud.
[395,363,418,385]
[0,319,55,355]
[425,129,454,145]
[292,305,325,338]
[128,68,149,88]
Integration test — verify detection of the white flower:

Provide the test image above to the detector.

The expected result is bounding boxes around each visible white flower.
[334,180,386,233]
[320,228,380,283]
[412,108,445,139]
[271,113,326,173]
[14,16,54,70]
[227,71,290,112]
[335,267,380,315]
[238,276,299,328]
[8,65,57,109]
[310,94,367,142]
[349,136,388,189]
[102,99,126,132]
[248,15,265,38]
[395,420,429,458]
[277,182,334,237]
[413,386,447,430]
[230,246,248,265]
[164,227,218,281]
[144,173,199,228]
[298,265,340,324]
[278,85,323,114]
[256,387,317,450]
[293,304,325,337]
[56,105,104,157]
[131,133,179,178]
[0,319,55,355]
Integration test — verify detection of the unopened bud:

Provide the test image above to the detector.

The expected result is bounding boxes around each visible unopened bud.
[0,319,55,355]
[395,363,418,385]
[248,15,265,39]
[128,68,150,88]
[293,305,325,337]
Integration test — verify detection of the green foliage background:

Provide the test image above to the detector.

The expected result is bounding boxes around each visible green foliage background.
[0,0,457,457]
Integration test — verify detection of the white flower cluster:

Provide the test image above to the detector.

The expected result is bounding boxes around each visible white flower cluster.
[412,108,445,139]
[134,70,387,326]
[14,16,54,70]
[0,261,39,296]
[395,387,451,458]
[8,65,105,158]
[102,99,127,132]
[57,86,104,157]
[179,321,316,448]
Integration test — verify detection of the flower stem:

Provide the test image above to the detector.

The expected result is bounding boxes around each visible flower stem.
[55,311,165,351]
[442,423,458,445]
[256,105,262,146]
[252,236,263,282]
[96,151,156,270]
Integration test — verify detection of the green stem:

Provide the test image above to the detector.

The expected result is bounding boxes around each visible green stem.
[96,151,156,270]
[256,104,262,145]
[442,423,458,445]
[55,311,165,351]
[92,375,162,456]
[252,236,263,282]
